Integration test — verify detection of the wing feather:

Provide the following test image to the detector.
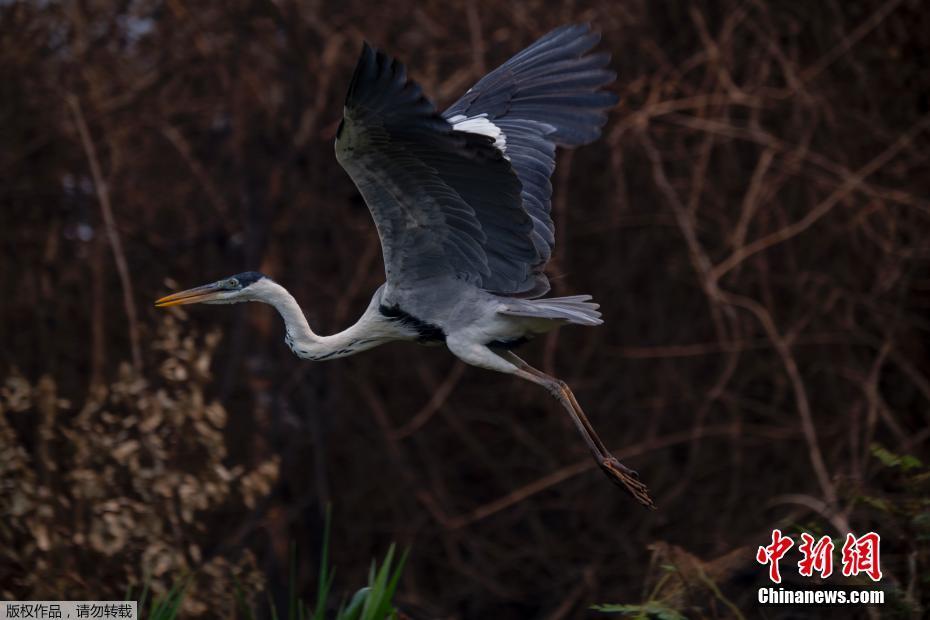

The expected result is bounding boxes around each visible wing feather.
[444,24,619,298]
[336,43,539,292]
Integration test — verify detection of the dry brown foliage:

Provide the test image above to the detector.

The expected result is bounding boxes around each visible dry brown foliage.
[3,0,930,617]
[1,318,275,616]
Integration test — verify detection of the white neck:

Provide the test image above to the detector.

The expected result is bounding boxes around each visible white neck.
[250,279,391,361]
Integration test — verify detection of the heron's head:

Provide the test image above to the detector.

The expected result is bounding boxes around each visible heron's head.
[155,271,270,308]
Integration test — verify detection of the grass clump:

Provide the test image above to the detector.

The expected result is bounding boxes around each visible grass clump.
[129,508,408,620]
[236,508,408,620]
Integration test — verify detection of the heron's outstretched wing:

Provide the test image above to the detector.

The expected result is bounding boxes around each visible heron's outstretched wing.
[336,43,539,293]
[444,24,619,297]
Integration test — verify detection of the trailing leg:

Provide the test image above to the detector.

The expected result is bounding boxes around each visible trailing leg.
[500,351,655,508]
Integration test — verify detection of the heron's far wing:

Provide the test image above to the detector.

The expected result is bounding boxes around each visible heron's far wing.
[336,43,540,293]
[444,24,619,297]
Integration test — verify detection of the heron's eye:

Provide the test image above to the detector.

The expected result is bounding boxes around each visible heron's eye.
[227,279,239,288]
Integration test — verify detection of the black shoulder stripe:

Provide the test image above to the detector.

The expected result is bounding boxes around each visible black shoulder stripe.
[379,304,445,342]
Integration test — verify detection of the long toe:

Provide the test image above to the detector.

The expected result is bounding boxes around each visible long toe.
[601,456,656,509]
[612,460,639,479]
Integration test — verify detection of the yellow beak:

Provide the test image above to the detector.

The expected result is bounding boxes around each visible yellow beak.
[154,283,224,308]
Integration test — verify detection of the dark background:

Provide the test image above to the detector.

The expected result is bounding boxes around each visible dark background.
[3,0,929,617]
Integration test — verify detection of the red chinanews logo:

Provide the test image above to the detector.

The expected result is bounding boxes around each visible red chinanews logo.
[756,530,882,584]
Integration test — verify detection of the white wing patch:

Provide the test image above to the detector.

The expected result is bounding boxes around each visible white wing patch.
[448,113,507,157]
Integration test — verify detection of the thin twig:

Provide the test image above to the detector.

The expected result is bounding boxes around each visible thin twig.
[434,425,774,530]
[719,289,847,531]
[712,118,930,280]
[465,2,486,77]
[67,94,142,372]
[391,361,466,439]
[798,0,906,87]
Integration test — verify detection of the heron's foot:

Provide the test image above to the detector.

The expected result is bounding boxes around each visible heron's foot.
[600,456,656,510]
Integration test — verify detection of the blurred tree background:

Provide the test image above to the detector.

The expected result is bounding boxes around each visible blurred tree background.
[2,0,930,617]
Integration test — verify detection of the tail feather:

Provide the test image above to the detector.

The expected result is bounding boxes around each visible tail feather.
[499,294,603,326]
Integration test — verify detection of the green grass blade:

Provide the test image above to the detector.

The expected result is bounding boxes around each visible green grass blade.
[360,544,401,620]
[232,574,257,620]
[312,505,334,620]
[267,589,280,620]
[137,567,152,613]
[340,587,370,620]
[383,548,409,606]
[149,574,190,620]
[289,542,298,620]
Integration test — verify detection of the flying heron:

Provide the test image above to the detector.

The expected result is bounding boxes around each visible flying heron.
[156,24,654,508]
